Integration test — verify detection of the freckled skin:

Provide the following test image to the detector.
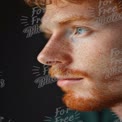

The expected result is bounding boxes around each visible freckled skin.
[37,0,122,118]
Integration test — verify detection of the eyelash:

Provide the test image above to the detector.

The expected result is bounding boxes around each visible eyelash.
[73,26,91,36]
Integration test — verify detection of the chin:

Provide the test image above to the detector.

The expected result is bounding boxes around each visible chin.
[62,90,122,112]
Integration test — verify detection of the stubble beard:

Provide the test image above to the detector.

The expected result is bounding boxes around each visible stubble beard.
[62,85,122,111]
[49,65,122,111]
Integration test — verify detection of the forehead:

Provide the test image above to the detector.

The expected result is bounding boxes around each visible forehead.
[41,1,96,26]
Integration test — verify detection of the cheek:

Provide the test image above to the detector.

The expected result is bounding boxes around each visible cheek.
[70,37,115,80]
[71,40,109,68]
[69,26,122,81]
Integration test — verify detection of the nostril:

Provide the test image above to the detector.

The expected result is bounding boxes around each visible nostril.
[46,61,52,64]
[46,61,62,65]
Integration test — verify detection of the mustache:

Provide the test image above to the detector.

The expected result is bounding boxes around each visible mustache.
[49,65,89,79]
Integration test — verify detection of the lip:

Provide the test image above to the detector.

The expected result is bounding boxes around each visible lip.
[57,78,83,87]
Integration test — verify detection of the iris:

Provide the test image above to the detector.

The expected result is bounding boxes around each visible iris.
[75,27,88,35]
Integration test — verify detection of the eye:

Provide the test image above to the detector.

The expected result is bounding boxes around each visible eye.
[74,27,89,35]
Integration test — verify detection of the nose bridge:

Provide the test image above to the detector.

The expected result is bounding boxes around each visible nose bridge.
[43,32,64,52]
[42,36,61,58]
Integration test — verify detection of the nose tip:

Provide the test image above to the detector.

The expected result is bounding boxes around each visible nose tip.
[37,53,62,66]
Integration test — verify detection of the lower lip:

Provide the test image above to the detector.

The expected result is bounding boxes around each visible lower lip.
[57,79,83,87]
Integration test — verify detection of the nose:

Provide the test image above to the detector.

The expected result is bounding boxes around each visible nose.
[37,37,72,66]
[37,51,62,65]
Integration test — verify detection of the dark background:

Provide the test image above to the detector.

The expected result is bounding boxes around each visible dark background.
[0,0,118,122]
[1,0,64,121]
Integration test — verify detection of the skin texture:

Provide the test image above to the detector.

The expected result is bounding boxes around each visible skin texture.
[37,0,122,119]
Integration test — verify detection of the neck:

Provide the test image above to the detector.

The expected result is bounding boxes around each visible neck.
[111,103,122,121]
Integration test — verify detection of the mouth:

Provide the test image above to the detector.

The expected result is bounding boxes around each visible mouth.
[57,78,84,87]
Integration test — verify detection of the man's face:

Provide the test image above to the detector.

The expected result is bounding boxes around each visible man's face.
[37,0,122,111]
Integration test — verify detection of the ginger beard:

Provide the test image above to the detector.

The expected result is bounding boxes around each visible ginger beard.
[49,66,122,111]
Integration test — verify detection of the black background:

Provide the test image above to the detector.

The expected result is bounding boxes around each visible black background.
[1,0,64,121]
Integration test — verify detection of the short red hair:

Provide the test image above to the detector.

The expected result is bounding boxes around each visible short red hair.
[25,0,122,12]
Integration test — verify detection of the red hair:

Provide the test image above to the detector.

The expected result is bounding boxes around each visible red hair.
[25,0,97,7]
[25,0,122,12]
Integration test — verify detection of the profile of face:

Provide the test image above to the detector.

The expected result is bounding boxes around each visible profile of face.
[37,0,122,111]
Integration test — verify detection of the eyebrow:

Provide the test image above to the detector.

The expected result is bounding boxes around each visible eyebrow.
[58,16,92,25]
[40,15,93,33]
